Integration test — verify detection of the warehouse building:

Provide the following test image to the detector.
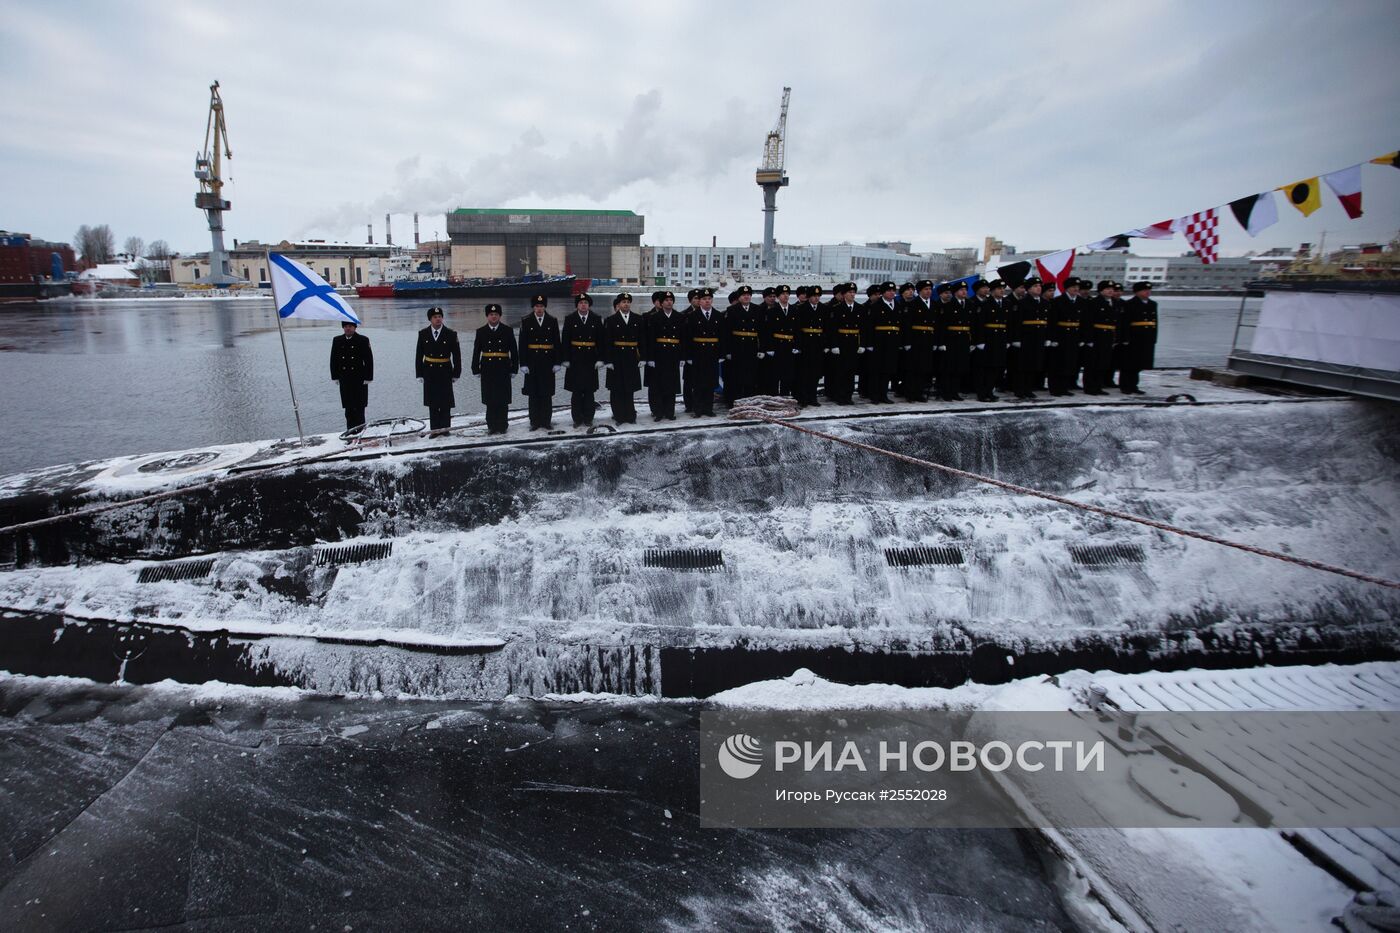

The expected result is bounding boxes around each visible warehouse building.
[445,208,645,283]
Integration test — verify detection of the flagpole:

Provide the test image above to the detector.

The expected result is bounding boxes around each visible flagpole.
[268,250,306,445]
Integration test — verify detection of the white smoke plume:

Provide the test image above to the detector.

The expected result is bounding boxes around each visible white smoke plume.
[299,90,756,238]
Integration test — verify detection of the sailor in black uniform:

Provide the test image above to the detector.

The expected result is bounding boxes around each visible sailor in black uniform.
[415,306,462,434]
[722,284,762,404]
[471,303,518,434]
[972,279,1012,402]
[1080,280,1119,396]
[864,280,902,403]
[1009,277,1050,399]
[604,292,643,424]
[683,287,724,416]
[518,293,561,430]
[1047,278,1085,396]
[561,293,606,427]
[644,290,682,420]
[793,285,827,406]
[681,287,701,413]
[329,320,373,431]
[825,283,863,405]
[901,279,936,402]
[1117,281,1158,395]
[764,284,799,396]
[937,282,975,401]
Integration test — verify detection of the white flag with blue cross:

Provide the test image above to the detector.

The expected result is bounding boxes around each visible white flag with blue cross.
[268,253,360,324]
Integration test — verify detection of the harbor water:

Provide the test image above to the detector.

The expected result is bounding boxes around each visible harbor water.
[0,295,1257,477]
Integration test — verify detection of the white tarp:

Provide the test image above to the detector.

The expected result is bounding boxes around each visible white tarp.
[1250,291,1400,372]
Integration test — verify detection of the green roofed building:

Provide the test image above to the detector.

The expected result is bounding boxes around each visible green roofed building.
[446,208,645,283]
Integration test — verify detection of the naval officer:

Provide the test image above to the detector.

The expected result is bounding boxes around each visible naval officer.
[415,306,462,434]
[471,303,519,435]
[561,293,606,427]
[329,320,373,431]
[604,292,643,424]
[519,293,561,430]
[643,290,683,420]
[1117,281,1158,395]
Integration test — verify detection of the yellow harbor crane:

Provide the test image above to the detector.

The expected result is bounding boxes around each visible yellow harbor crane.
[194,81,241,284]
[756,87,791,271]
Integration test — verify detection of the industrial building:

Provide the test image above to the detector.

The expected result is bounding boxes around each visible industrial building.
[171,240,403,287]
[445,208,645,283]
[642,241,967,289]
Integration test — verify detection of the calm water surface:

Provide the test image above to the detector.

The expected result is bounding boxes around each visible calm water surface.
[0,294,1256,476]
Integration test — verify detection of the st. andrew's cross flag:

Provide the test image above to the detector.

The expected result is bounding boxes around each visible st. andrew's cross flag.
[268,253,361,324]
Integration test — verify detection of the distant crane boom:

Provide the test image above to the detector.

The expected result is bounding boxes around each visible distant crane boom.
[195,81,241,284]
[760,87,791,173]
[756,87,792,271]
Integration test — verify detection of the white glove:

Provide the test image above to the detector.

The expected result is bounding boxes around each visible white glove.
[594,360,605,370]
[936,345,946,351]
[856,346,865,354]
[1010,342,1020,348]
[1047,341,1057,348]
[766,351,775,357]
[645,360,655,367]
[725,354,732,360]
[756,352,765,360]
[902,345,911,351]
[830,347,840,356]
[552,365,561,373]
[520,365,529,375]
[793,349,800,355]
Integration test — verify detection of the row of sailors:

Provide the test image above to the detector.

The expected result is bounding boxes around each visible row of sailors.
[394,276,1160,435]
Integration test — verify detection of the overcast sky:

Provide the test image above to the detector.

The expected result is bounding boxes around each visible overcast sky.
[3,0,1398,260]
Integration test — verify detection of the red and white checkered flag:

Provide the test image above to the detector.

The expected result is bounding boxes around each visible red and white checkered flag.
[1174,210,1220,265]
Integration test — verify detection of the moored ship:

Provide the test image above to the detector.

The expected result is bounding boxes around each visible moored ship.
[355,272,577,299]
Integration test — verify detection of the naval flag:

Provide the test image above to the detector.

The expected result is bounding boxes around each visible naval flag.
[1175,210,1220,265]
[1278,178,1322,217]
[1084,234,1131,251]
[1323,164,1364,219]
[1034,248,1076,294]
[1125,220,1175,240]
[1228,191,1280,237]
[1371,151,1399,169]
[268,253,360,324]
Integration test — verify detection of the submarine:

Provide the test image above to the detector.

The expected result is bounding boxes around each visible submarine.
[0,369,1397,698]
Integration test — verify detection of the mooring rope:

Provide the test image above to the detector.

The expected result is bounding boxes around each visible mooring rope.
[726,395,1400,591]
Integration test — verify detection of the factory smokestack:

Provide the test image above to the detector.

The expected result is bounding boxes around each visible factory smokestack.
[367,223,373,244]
[385,213,393,247]
[413,212,420,246]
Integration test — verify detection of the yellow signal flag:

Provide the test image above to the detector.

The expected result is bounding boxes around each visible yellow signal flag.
[1371,151,1399,169]
[1278,178,1322,217]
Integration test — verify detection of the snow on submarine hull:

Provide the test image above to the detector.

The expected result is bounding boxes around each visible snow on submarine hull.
[1,372,1397,697]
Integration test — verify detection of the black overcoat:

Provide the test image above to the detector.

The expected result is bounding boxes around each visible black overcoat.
[415,326,462,407]
[329,332,373,409]
[561,311,605,393]
[518,312,560,397]
[471,323,518,407]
